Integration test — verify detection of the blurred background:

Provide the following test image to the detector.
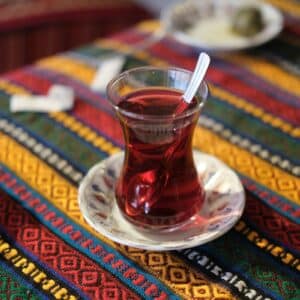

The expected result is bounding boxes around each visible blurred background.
[0,0,158,73]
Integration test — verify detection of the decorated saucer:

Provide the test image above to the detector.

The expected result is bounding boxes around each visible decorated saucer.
[78,151,245,251]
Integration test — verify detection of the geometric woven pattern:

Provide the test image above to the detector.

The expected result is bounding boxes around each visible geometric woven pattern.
[0,3,299,299]
[0,190,140,300]
[193,127,300,206]
[119,245,235,299]
[0,131,236,300]
[244,193,300,251]
[0,264,40,300]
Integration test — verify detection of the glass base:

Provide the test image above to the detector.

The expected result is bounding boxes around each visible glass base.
[78,150,245,251]
[119,208,199,233]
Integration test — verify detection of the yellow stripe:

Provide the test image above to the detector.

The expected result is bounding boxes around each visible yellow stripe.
[267,0,300,16]
[226,54,300,99]
[0,236,77,300]
[0,80,30,95]
[193,126,300,205]
[0,132,234,300]
[135,20,161,33]
[37,56,95,85]
[50,112,120,155]
[0,132,95,236]
[37,43,168,84]
[96,38,168,67]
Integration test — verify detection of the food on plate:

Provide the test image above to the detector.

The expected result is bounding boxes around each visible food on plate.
[232,6,264,37]
[170,2,200,30]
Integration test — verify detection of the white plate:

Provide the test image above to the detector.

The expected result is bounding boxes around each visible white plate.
[78,151,245,251]
[161,0,283,52]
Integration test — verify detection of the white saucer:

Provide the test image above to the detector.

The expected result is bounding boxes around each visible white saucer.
[161,0,283,52]
[78,151,245,251]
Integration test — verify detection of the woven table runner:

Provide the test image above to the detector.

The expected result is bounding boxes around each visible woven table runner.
[0,1,299,299]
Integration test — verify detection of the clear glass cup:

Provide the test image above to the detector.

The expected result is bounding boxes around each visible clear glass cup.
[106,66,208,230]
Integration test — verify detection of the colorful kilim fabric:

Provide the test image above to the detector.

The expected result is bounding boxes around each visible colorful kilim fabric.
[0,1,299,299]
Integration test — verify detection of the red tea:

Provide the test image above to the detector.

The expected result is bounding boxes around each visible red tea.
[115,88,204,228]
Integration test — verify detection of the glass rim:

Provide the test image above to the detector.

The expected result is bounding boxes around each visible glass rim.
[106,66,209,121]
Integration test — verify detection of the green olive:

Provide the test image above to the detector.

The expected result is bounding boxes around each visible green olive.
[232,7,264,37]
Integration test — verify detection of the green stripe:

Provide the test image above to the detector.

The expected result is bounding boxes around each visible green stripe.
[205,96,300,161]
[201,231,300,300]
[0,263,40,300]
[0,94,104,170]
[75,44,112,57]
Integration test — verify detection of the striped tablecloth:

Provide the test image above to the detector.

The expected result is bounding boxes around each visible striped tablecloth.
[0,2,299,299]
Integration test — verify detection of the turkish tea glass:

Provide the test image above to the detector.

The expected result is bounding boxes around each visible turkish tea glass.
[106,66,208,230]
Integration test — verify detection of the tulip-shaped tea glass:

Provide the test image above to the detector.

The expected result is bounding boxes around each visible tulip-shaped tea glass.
[106,66,208,230]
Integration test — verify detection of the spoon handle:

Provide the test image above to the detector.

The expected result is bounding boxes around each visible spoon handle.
[183,52,210,103]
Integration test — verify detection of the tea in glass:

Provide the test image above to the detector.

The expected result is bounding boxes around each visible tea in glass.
[106,67,208,229]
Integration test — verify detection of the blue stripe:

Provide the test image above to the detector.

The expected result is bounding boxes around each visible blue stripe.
[0,165,179,300]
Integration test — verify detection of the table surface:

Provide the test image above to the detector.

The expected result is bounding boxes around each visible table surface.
[0,1,299,299]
